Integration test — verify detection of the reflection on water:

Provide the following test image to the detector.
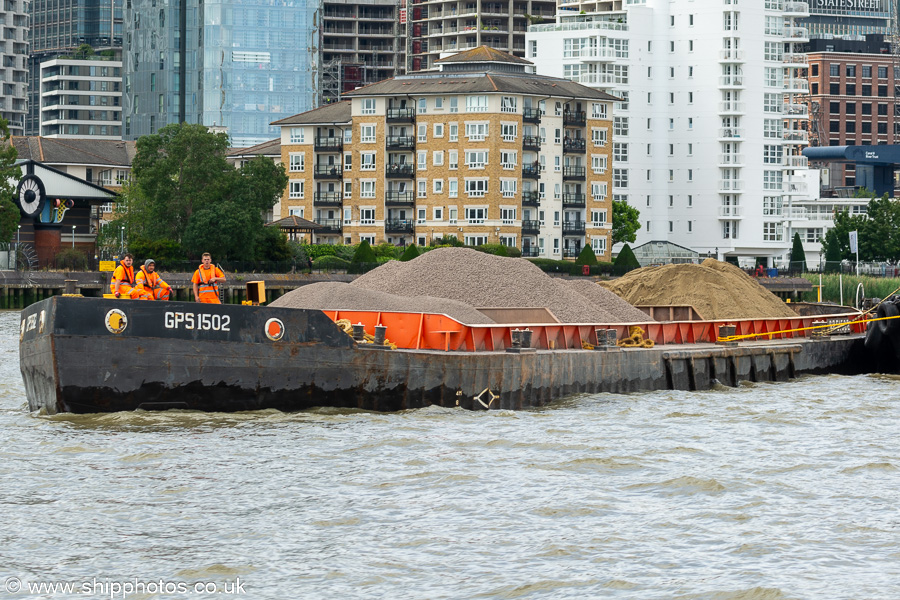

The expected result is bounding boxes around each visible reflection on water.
[2,310,899,599]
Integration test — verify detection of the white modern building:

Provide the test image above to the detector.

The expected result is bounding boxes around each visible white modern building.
[0,0,28,135]
[37,56,123,139]
[527,0,814,267]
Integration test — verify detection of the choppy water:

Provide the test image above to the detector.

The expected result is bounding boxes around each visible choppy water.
[1,309,899,599]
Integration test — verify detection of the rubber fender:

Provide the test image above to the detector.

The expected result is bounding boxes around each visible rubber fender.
[864,319,883,351]
[876,302,900,337]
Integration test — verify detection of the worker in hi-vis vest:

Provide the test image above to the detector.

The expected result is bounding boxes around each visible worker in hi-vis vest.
[192,252,225,304]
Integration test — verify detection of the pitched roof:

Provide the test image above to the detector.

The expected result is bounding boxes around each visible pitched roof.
[266,215,322,230]
[343,72,619,101]
[227,138,281,157]
[270,100,352,126]
[435,45,533,66]
[9,137,137,167]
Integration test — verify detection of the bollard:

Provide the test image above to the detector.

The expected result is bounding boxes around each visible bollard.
[373,324,387,346]
[717,324,737,346]
[521,328,533,349]
[64,280,77,295]
[595,328,608,347]
[351,322,365,342]
[605,329,618,346]
[510,328,522,348]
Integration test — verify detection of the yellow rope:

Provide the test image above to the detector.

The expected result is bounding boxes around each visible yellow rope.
[717,313,899,343]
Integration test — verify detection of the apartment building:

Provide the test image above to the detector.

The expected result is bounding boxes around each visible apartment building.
[274,46,617,260]
[0,0,28,135]
[321,0,404,104]
[799,0,892,39]
[527,0,812,268]
[37,54,123,139]
[407,0,556,72]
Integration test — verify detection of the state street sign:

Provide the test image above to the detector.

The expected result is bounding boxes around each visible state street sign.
[809,0,883,12]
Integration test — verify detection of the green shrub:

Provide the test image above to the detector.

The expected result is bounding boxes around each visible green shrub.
[351,240,377,263]
[400,244,421,261]
[128,237,185,264]
[432,236,463,247]
[54,248,89,271]
[474,243,509,257]
[373,242,401,260]
[312,255,350,271]
[613,244,640,269]
[574,245,598,266]
[256,227,292,262]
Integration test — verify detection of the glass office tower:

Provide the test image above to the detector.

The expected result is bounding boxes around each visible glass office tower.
[125,0,318,147]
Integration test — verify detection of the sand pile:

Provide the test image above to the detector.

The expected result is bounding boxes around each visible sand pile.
[598,258,797,320]
[349,248,645,324]
[270,282,495,324]
[563,279,653,323]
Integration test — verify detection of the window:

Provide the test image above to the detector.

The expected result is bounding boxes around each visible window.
[763,145,783,165]
[465,150,488,169]
[360,124,375,143]
[418,123,427,142]
[554,129,562,144]
[501,123,518,142]
[360,181,376,198]
[591,237,607,254]
[465,180,488,198]
[449,123,459,142]
[361,98,376,115]
[449,180,458,198]
[417,98,427,114]
[465,123,488,141]
[360,208,375,224]
[433,151,444,166]
[846,65,856,77]
[435,97,444,110]
[289,180,304,199]
[763,222,783,242]
[501,96,517,113]
[591,103,607,119]
[500,207,517,224]
[290,127,304,143]
[591,155,607,174]
[613,143,628,163]
[433,180,444,194]
[613,168,628,189]
[554,156,561,173]
[763,196,782,217]
[417,151,427,170]
[434,207,444,220]
[360,152,376,171]
[418,180,427,198]
[344,181,352,199]
[434,123,444,138]
[449,150,459,170]
[344,153,352,171]
[449,97,458,113]
[591,210,607,227]
[592,128,608,147]
[465,206,487,222]
[466,95,489,112]
[763,171,782,191]
[289,153,305,172]
[500,151,517,169]
[591,182,608,200]
[344,128,352,143]
[289,207,304,218]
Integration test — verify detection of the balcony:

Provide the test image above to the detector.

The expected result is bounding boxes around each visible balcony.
[717,205,744,219]
[718,128,744,140]
[385,190,415,205]
[784,26,809,43]
[562,247,581,258]
[563,110,586,126]
[719,75,744,88]
[386,108,416,122]
[523,108,541,124]
[314,191,343,206]
[314,137,343,152]
[563,166,586,180]
[562,138,586,154]
[784,1,810,16]
[385,219,415,233]
[717,180,744,192]
[784,103,808,118]
[783,78,809,94]
[718,153,744,166]
[386,135,415,150]
[523,135,541,151]
[314,165,343,179]
[784,206,809,220]
[783,130,808,144]
[783,180,808,195]
[522,164,541,179]
[719,49,745,62]
[385,163,416,178]
[783,155,808,168]
[522,191,540,207]
[521,220,540,235]
[562,193,586,208]
[562,221,586,235]
[315,218,343,233]
[521,246,540,257]
[718,101,745,114]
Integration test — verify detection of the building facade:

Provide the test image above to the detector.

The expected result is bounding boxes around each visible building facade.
[124,0,318,147]
[799,0,892,39]
[274,47,617,260]
[26,0,123,135]
[1,0,28,135]
[527,0,812,268]
[321,0,405,105]
[407,0,556,72]
[37,55,123,138]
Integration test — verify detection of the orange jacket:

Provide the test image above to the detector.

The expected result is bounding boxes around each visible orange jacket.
[192,265,224,299]
[136,267,169,291]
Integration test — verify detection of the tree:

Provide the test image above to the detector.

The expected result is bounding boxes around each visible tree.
[73,44,94,59]
[822,228,842,273]
[789,232,807,272]
[112,123,287,259]
[859,193,900,262]
[611,199,640,245]
[574,244,598,266]
[0,118,20,244]
[351,240,377,264]
[614,243,640,270]
[400,244,420,261]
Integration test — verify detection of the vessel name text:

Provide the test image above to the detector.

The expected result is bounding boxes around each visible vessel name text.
[164,312,231,332]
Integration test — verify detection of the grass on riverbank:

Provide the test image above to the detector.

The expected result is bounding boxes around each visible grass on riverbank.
[800,273,900,305]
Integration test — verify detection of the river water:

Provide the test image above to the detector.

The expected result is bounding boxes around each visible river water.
[1,309,899,599]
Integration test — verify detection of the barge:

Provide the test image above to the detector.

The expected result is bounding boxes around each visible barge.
[19,296,870,414]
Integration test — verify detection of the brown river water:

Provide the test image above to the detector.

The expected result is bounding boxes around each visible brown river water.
[1,309,899,599]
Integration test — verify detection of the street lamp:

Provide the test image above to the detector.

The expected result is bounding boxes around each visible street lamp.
[120,226,125,254]
[72,225,76,249]
[16,225,20,272]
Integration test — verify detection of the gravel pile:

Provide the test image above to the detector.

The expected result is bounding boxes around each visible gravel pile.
[351,248,647,324]
[599,259,798,320]
[270,281,496,324]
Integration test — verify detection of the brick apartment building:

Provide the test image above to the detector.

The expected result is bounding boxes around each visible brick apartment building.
[273,46,618,260]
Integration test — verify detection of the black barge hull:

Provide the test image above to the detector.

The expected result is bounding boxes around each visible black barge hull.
[19,297,869,414]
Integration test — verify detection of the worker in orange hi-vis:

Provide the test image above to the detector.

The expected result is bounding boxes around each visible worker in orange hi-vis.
[109,253,142,299]
[192,253,225,304]
[135,259,172,301]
